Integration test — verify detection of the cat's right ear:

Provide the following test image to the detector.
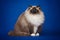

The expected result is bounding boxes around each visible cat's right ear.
[29,5,32,7]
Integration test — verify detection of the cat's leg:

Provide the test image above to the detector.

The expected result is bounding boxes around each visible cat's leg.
[31,26,38,36]
[36,25,42,36]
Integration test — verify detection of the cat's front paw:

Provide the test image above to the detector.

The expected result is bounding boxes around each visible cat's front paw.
[35,33,39,36]
[31,33,35,36]
[30,33,39,36]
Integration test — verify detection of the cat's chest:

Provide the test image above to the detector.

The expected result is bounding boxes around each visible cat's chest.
[25,14,44,26]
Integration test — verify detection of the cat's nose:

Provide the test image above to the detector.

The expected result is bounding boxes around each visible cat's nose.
[30,7,39,14]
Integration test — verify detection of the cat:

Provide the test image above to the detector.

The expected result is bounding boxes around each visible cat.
[8,5,45,36]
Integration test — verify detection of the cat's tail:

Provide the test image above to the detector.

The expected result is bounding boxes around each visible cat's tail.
[8,31,30,36]
[8,31,15,36]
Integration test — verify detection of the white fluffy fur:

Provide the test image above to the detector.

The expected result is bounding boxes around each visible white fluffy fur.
[36,33,39,36]
[31,33,35,36]
[30,33,39,36]
[25,11,44,27]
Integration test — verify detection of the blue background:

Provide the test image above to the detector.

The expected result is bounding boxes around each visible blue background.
[0,0,60,40]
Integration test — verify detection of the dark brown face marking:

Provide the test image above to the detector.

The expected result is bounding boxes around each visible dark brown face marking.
[30,7,39,14]
[27,5,42,14]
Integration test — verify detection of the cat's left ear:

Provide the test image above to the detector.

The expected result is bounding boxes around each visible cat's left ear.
[37,5,42,9]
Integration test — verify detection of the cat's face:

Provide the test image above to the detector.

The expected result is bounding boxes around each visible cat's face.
[26,5,41,14]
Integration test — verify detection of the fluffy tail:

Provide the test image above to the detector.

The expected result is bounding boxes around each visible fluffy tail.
[8,31,30,36]
[8,31,15,36]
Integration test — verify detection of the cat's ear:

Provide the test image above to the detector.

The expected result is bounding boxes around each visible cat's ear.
[37,5,42,10]
[29,5,32,7]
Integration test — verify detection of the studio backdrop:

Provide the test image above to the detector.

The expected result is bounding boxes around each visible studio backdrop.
[0,0,60,40]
